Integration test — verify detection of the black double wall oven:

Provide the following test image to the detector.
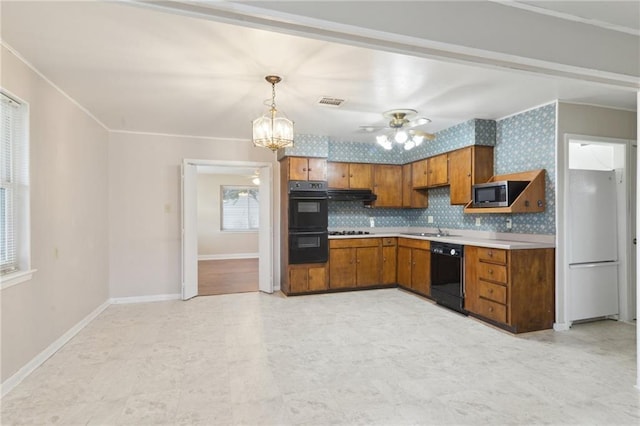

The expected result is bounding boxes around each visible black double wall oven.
[288,181,328,264]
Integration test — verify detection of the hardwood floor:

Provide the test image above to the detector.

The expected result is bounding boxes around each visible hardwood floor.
[198,258,259,295]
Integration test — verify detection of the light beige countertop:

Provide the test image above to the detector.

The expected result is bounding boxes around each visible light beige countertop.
[328,228,555,250]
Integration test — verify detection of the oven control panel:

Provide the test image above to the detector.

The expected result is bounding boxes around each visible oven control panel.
[289,180,327,192]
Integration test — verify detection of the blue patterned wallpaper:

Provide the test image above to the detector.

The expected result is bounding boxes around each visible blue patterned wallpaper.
[328,140,404,164]
[299,104,556,235]
[403,119,496,163]
[277,134,328,159]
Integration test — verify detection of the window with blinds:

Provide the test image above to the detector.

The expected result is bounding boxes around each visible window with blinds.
[221,186,259,231]
[1,92,28,276]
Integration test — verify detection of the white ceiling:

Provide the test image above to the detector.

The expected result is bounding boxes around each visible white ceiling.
[1,1,637,143]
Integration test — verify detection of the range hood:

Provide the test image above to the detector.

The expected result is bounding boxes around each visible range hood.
[327,189,377,203]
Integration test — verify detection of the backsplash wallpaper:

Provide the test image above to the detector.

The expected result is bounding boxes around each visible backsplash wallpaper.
[293,103,556,235]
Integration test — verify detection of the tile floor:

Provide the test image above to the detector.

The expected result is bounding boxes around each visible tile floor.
[1,289,638,425]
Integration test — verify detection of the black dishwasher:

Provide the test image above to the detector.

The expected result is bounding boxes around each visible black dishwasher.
[430,242,466,314]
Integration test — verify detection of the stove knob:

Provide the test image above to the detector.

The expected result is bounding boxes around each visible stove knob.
[450,249,456,256]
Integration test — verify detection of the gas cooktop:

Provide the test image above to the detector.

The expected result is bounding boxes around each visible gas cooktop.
[329,230,372,236]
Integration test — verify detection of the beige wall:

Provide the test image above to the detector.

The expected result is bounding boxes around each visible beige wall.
[108,132,277,298]
[197,173,259,257]
[555,102,637,327]
[0,46,110,382]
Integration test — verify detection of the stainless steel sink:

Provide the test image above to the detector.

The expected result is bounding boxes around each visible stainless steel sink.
[402,232,460,238]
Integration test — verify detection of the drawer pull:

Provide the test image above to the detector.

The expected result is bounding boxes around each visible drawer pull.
[488,251,493,257]
[488,288,493,293]
[489,306,494,312]
[488,269,493,274]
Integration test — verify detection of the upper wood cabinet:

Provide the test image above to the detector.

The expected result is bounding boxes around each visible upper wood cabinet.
[411,160,429,188]
[449,146,494,205]
[373,164,403,208]
[327,162,373,189]
[288,157,327,181]
[427,153,448,187]
[402,164,428,208]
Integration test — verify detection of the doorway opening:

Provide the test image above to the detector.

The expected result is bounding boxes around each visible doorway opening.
[563,135,636,326]
[182,160,274,300]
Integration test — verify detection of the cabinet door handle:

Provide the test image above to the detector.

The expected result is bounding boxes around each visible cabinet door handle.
[467,173,471,177]
[303,168,307,171]
[308,168,312,172]
[489,306,494,312]
[488,269,493,275]
[488,288,493,293]
[488,251,493,257]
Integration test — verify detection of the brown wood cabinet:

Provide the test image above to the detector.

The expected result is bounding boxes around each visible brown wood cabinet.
[373,164,403,207]
[427,153,448,187]
[381,237,397,285]
[288,264,328,294]
[411,160,429,189]
[327,162,373,189]
[464,245,555,333]
[402,164,428,208]
[449,146,494,205]
[288,157,327,181]
[397,238,430,296]
[329,238,381,289]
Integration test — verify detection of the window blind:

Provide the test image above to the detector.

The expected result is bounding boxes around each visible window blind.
[221,186,259,231]
[1,93,23,274]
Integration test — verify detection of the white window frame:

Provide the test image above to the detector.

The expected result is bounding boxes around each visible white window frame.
[1,90,34,290]
[220,185,259,232]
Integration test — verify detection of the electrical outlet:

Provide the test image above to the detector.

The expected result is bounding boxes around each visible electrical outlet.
[506,218,512,229]
[475,217,482,226]
[369,217,375,227]
[164,203,171,214]
[428,216,434,223]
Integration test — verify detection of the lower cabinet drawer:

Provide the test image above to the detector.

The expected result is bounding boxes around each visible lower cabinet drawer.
[477,262,507,284]
[478,280,507,304]
[476,298,507,324]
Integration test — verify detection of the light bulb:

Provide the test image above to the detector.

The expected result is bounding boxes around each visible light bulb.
[413,135,424,147]
[394,130,408,144]
[404,140,416,150]
[252,177,260,185]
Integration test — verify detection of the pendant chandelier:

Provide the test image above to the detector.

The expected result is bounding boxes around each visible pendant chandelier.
[252,75,294,151]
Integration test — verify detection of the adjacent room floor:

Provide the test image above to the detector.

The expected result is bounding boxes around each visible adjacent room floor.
[1,289,638,425]
[198,258,259,296]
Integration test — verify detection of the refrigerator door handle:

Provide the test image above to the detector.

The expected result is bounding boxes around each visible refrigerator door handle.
[569,262,619,269]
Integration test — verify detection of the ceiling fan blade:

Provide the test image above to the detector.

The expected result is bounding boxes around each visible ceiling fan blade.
[411,129,436,140]
[407,117,431,128]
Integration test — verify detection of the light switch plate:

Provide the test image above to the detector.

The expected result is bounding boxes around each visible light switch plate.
[475,217,482,226]
[428,216,434,223]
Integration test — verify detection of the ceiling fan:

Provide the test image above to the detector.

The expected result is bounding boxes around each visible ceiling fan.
[361,109,435,151]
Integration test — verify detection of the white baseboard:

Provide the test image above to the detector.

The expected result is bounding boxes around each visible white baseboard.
[553,322,571,331]
[110,293,181,304]
[1,299,111,398]
[198,253,259,261]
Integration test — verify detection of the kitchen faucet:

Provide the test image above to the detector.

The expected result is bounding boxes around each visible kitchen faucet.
[437,227,448,236]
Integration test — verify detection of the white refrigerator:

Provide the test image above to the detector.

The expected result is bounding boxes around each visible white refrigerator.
[567,169,619,322]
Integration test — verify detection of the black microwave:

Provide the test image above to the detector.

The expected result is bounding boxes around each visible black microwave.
[472,180,528,207]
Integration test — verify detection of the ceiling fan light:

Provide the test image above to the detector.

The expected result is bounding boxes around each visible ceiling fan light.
[394,130,408,144]
[252,176,260,185]
[404,140,416,150]
[413,135,424,147]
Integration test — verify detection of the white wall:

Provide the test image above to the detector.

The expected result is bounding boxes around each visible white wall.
[108,132,278,298]
[197,173,259,257]
[0,46,110,382]
[556,102,637,328]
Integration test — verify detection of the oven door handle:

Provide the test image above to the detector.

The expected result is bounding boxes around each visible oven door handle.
[289,196,328,201]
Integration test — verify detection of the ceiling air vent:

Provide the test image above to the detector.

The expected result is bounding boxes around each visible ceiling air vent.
[317,97,346,108]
